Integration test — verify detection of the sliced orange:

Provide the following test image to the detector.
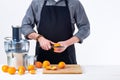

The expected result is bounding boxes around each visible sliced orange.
[53,43,62,52]
[8,67,16,75]
[45,66,57,70]
[45,66,51,70]
[2,65,9,72]
[43,60,50,68]
[50,66,57,70]
[35,61,42,68]
[54,43,61,47]
[58,61,66,69]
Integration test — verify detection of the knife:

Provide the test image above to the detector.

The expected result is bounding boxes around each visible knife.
[38,45,64,48]
[51,45,64,48]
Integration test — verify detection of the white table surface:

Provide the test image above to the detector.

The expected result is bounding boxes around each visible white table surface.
[0,65,120,80]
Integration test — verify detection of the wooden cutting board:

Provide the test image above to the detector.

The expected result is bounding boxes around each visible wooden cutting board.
[43,65,82,74]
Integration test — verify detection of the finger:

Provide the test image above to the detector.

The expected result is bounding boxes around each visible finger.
[44,41,51,50]
[44,43,50,50]
[41,45,46,50]
[45,44,51,50]
[41,42,47,50]
[54,50,61,53]
[50,41,55,45]
[54,48,63,53]
[44,42,51,50]
[45,46,49,50]
[54,50,64,53]
[47,43,51,50]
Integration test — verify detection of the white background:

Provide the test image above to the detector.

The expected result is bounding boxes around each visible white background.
[0,0,120,65]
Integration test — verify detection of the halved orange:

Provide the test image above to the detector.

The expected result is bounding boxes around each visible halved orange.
[54,43,61,47]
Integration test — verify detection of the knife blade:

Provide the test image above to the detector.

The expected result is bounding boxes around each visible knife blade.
[51,45,64,48]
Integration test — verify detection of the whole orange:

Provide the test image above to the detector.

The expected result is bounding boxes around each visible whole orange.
[18,68,25,75]
[58,61,66,69]
[8,67,16,75]
[27,65,35,71]
[35,61,42,68]
[2,65,9,72]
[43,60,50,68]
[18,66,26,72]
[18,66,25,75]
[29,70,36,74]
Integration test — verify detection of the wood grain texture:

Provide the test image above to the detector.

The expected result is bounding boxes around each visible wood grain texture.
[43,65,82,74]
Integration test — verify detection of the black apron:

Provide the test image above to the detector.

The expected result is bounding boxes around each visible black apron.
[36,0,77,64]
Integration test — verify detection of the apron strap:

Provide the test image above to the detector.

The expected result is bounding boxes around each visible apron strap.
[43,0,47,6]
[65,0,68,7]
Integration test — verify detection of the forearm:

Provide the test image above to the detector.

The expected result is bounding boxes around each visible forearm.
[65,36,80,46]
[27,32,40,40]
[74,0,90,43]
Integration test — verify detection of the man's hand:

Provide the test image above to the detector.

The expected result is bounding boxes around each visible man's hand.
[53,41,69,53]
[53,36,80,53]
[38,36,54,50]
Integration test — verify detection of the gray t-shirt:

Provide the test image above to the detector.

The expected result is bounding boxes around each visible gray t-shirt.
[21,0,90,43]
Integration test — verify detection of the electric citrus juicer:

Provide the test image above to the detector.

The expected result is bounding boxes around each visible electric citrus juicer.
[4,26,35,69]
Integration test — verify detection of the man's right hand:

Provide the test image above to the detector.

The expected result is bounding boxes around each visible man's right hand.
[27,32,54,50]
[37,36,54,50]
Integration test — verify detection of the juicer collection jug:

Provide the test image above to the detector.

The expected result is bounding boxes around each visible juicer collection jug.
[4,26,35,69]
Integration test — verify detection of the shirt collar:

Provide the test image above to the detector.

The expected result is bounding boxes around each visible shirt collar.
[54,0,60,2]
[47,0,64,2]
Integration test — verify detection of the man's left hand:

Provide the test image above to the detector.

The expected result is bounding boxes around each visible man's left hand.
[53,41,69,53]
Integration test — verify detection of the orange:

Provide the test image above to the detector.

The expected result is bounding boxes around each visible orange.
[29,70,36,74]
[58,61,66,69]
[45,66,57,70]
[53,43,62,52]
[50,66,57,70]
[35,61,42,68]
[42,60,50,68]
[18,68,25,75]
[8,67,16,75]
[18,66,25,75]
[54,43,61,47]
[2,65,9,72]
[45,66,51,70]
[18,66,26,72]
[27,65,35,71]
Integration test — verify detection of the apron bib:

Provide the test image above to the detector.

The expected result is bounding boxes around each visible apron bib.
[36,0,77,64]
